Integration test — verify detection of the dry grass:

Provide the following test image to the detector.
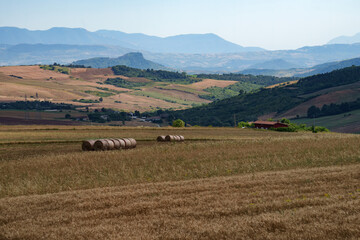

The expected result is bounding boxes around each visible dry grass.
[0,126,359,239]
[188,78,237,90]
[0,164,359,239]
[0,127,359,198]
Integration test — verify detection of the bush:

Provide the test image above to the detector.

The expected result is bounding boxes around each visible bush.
[172,119,185,127]
[238,121,250,128]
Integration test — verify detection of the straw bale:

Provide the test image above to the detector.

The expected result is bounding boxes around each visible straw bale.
[117,139,126,149]
[179,135,185,141]
[110,139,121,150]
[165,135,175,141]
[121,138,132,149]
[94,139,109,151]
[82,140,95,151]
[128,138,137,148]
[157,136,166,142]
[105,139,115,150]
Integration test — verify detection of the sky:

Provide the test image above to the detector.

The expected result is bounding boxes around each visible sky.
[1,0,360,50]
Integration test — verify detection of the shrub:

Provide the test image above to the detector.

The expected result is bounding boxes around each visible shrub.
[172,119,185,127]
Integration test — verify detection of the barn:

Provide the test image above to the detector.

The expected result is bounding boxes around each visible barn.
[253,121,288,129]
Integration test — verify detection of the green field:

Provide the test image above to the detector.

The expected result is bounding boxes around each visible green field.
[291,109,360,133]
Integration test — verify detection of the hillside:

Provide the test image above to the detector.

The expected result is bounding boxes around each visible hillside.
[72,52,167,69]
[0,65,291,112]
[169,66,360,127]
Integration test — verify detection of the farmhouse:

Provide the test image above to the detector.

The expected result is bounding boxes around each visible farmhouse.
[253,120,288,129]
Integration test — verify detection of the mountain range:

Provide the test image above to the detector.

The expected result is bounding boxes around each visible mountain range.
[1,27,360,73]
[0,27,263,54]
[240,56,360,77]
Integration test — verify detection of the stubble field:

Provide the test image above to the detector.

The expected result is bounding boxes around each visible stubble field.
[0,126,359,239]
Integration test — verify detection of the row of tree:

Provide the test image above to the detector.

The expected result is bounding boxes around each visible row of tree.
[307,98,360,118]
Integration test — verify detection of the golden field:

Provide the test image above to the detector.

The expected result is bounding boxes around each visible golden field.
[0,126,359,239]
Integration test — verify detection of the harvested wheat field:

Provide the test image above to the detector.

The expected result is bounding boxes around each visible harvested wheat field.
[188,78,237,90]
[0,126,359,239]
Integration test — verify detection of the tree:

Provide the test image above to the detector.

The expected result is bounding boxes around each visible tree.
[99,97,103,102]
[280,118,290,124]
[65,113,71,119]
[307,106,321,118]
[172,119,185,127]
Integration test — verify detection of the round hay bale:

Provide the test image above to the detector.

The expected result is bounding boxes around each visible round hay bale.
[157,136,166,142]
[165,135,175,142]
[94,139,109,151]
[128,138,137,148]
[82,140,95,151]
[178,135,185,141]
[109,139,121,150]
[105,139,115,150]
[121,138,132,149]
[173,135,180,141]
[117,139,126,149]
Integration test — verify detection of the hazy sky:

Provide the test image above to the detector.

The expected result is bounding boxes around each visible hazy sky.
[1,0,360,50]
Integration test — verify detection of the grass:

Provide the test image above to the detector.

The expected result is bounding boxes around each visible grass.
[132,90,200,106]
[84,90,114,97]
[291,109,360,133]
[0,126,359,239]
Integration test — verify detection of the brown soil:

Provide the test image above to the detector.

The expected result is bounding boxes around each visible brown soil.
[0,66,70,80]
[188,79,237,90]
[0,164,359,239]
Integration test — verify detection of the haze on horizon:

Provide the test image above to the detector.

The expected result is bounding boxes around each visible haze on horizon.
[1,0,360,50]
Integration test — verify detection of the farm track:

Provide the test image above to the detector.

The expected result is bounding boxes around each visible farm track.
[0,164,359,239]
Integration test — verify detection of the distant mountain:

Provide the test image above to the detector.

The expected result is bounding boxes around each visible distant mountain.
[328,32,360,44]
[0,27,264,54]
[0,44,131,66]
[73,52,167,70]
[240,56,360,77]
[248,59,299,70]
[295,57,360,77]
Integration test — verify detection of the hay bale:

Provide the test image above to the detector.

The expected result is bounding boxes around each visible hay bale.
[165,135,175,142]
[109,139,121,150]
[94,139,109,151]
[157,135,166,142]
[117,139,126,149]
[105,139,115,150]
[121,138,132,149]
[173,135,180,141]
[82,140,95,151]
[128,138,137,148]
[178,135,185,141]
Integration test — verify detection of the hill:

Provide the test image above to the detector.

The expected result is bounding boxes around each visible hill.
[248,59,299,70]
[0,27,263,54]
[0,65,291,112]
[72,52,167,70]
[240,56,360,77]
[169,66,360,128]
[328,32,360,44]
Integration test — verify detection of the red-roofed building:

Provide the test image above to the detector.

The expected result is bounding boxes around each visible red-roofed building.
[253,121,288,129]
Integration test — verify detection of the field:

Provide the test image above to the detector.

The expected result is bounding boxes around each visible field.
[0,66,229,111]
[0,126,359,239]
[291,109,360,133]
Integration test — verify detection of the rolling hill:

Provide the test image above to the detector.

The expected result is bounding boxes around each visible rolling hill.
[0,64,290,112]
[169,66,360,129]
[72,52,167,69]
